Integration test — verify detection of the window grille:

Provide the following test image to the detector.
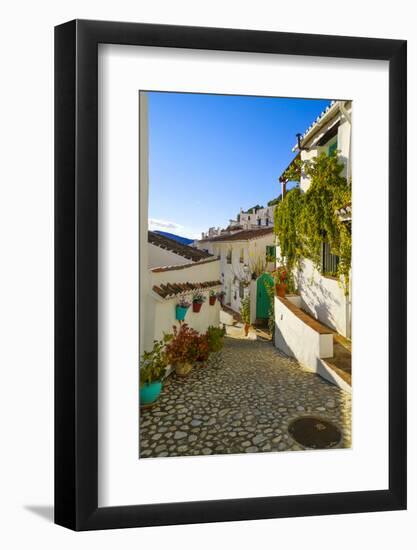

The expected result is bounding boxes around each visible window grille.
[321,241,339,275]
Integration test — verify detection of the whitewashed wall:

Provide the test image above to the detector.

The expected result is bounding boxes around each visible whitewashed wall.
[215,233,275,313]
[153,297,221,343]
[148,242,191,269]
[300,102,352,192]
[150,258,220,286]
[144,258,221,350]
[295,258,350,337]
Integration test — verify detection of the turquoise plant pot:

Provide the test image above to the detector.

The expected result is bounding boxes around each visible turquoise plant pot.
[175,305,188,321]
[140,381,162,406]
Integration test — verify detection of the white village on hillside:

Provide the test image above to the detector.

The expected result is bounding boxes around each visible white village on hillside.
[140,96,352,457]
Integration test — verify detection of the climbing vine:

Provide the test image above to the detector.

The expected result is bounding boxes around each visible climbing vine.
[274,151,351,292]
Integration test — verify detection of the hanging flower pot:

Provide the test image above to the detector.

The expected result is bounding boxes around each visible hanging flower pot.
[175,298,190,321]
[209,291,217,305]
[192,291,206,313]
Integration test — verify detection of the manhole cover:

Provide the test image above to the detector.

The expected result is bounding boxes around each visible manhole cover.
[288,417,342,449]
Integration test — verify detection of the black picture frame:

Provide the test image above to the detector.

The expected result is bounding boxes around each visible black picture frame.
[55,19,407,531]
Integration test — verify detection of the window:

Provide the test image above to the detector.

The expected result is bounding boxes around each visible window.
[239,248,244,263]
[265,217,269,226]
[226,250,232,264]
[321,241,339,275]
[266,245,276,262]
[257,218,262,226]
[328,140,337,156]
[239,282,245,299]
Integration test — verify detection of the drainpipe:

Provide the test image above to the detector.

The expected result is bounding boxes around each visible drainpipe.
[339,101,352,183]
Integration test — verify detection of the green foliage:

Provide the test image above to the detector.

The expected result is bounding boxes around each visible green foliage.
[267,195,282,206]
[192,291,206,304]
[240,295,251,325]
[274,187,305,268]
[165,324,201,365]
[246,204,264,214]
[206,325,226,353]
[264,277,276,337]
[282,156,302,182]
[139,336,171,387]
[274,151,351,292]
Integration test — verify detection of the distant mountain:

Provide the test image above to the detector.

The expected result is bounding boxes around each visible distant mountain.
[154,230,194,246]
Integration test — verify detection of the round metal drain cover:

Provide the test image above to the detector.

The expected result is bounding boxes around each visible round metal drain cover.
[288,417,342,449]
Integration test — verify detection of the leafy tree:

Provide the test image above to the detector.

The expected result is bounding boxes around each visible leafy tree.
[274,151,351,292]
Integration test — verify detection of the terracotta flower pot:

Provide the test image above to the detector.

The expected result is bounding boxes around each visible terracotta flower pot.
[209,295,216,306]
[192,301,203,313]
[175,362,193,377]
[276,283,287,297]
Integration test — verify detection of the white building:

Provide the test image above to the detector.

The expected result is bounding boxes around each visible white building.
[274,100,352,390]
[236,205,276,230]
[195,227,275,315]
[142,231,222,351]
[200,205,276,240]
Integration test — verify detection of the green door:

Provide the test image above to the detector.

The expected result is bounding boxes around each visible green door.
[256,273,273,319]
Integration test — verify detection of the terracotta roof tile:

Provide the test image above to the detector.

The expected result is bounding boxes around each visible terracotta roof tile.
[148,231,212,261]
[152,280,222,299]
[150,257,219,273]
[201,227,273,243]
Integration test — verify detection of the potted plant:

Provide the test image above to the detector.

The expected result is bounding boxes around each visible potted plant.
[209,289,217,306]
[240,295,251,336]
[194,333,210,366]
[206,325,226,353]
[192,291,206,313]
[175,297,191,321]
[216,290,226,306]
[165,323,200,377]
[139,337,170,406]
[274,265,289,297]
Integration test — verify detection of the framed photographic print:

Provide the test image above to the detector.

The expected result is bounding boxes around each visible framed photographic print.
[55,20,407,530]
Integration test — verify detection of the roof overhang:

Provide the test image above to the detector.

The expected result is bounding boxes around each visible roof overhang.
[292,100,343,152]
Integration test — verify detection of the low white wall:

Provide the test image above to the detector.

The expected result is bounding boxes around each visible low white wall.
[274,297,333,373]
[295,258,349,337]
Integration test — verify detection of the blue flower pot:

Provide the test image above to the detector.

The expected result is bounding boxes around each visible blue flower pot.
[175,305,188,321]
[140,381,162,406]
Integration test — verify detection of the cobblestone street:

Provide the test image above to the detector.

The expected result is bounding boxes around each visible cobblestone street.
[139,337,351,458]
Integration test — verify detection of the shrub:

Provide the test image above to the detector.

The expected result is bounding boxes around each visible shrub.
[195,334,210,363]
[165,323,200,365]
[206,325,226,353]
[139,337,170,387]
[240,296,251,325]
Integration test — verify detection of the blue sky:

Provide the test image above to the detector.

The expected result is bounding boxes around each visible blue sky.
[147,92,331,239]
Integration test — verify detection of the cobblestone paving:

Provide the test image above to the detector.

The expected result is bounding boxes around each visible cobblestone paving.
[139,337,351,458]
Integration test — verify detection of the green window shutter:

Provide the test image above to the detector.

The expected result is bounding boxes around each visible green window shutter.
[328,141,337,156]
[266,245,276,261]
